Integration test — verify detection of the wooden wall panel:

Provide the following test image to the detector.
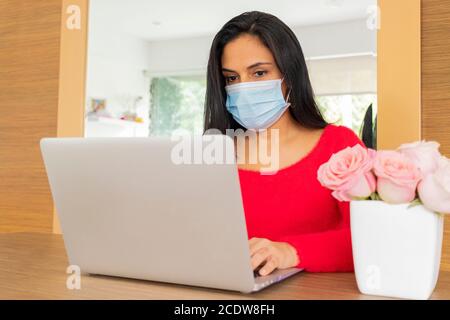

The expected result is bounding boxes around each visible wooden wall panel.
[53,0,89,233]
[0,0,62,232]
[377,0,422,150]
[422,0,450,272]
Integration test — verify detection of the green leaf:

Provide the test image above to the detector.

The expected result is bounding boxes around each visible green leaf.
[407,198,422,209]
[352,196,370,201]
[368,192,381,201]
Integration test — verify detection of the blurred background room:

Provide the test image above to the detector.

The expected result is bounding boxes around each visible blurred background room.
[84,0,377,148]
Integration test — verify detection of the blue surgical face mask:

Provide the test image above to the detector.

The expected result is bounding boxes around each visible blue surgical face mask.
[225,78,291,131]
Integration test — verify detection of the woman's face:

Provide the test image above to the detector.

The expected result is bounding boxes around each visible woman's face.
[221,33,288,98]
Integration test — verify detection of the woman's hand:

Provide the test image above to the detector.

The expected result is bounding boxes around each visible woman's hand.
[249,237,300,276]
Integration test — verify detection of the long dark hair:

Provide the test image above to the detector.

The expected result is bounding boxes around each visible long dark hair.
[204,11,328,133]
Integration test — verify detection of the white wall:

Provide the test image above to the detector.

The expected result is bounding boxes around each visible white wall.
[85,31,152,120]
[145,19,376,76]
[294,19,376,59]
[308,55,376,95]
[145,35,214,76]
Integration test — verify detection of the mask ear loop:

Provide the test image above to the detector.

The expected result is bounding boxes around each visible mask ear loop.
[281,77,292,107]
[286,89,292,107]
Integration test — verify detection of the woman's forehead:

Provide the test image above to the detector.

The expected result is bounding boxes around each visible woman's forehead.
[221,34,275,71]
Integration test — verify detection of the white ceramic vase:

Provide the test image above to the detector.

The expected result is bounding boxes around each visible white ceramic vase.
[350,200,444,300]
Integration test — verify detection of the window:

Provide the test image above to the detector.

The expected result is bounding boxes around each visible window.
[148,75,377,139]
[149,75,206,136]
[316,94,377,133]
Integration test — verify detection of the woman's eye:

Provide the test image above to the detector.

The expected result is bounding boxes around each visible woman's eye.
[254,70,267,77]
[226,75,238,83]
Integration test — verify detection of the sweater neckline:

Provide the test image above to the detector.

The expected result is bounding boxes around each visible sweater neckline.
[238,124,331,175]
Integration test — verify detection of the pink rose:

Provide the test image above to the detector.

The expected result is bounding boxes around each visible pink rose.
[397,140,441,176]
[317,144,377,201]
[418,156,450,214]
[373,151,422,204]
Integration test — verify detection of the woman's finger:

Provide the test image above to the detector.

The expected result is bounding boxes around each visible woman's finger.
[251,247,271,270]
[259,256,279,276]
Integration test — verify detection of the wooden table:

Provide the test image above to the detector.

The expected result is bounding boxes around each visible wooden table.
[0,232,449,300]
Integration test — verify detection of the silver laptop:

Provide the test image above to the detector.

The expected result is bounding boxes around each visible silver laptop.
[40,135,302,293]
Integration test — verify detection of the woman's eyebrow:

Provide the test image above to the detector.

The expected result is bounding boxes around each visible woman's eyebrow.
[222,62,273,73]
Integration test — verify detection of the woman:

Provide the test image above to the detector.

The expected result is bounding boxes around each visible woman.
[204,11,366,275]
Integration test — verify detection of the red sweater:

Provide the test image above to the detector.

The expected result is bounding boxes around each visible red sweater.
[237,124,366,272]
